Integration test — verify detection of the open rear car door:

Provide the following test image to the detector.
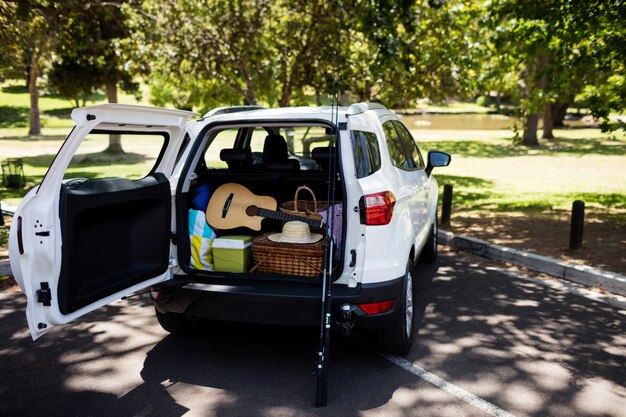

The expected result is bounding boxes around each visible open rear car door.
[8,104,196,340]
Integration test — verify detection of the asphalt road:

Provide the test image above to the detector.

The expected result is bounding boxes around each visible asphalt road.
[0,253,624,417]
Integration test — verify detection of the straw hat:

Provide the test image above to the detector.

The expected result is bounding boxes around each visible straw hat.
[268,221,323,244]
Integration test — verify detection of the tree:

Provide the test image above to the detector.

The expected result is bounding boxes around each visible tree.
[335,0,484,107]
[48,61,101,108]
[0,3,26,83]
[50,0,139,153]
[129,0,275,107]
[0,1,62,136]
[270,0,339,107]
[127,0,485,111]
[483,0,626,145]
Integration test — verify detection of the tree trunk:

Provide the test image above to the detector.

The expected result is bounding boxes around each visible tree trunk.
[553,102,568,128]
[279,80,293,107]
[28,57,41,136]
[520,51,548,146]
[542,102,554,139]
[244,83,258,106]
[25,64,31,89]
[522,113,541,146]
[105,81,124,154]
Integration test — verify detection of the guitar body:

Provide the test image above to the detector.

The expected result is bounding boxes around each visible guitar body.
[206,183,277,231]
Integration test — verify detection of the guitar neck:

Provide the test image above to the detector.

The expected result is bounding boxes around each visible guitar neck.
[256,208,324,229]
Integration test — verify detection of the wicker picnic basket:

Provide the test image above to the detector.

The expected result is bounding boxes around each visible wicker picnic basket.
[279,185,327,223]
[250,232,325,277]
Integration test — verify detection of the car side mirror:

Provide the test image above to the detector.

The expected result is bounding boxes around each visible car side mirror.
[425,151,451,176]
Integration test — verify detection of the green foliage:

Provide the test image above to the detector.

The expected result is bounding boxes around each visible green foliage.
[2,0,625,146]
[347,0,484,107]
[578,74,626,133]
[125,0,485,109]
[480,0,626,144]
[47,0,139,105]
[476,96,489,107]
[0,3,25,82]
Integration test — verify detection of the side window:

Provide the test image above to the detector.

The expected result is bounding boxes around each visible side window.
[204,128,239,168]
[63,131,168,180]
[393,121,425,169]
[351,130,381,179]
[363,131,381,174]
[249,127,269,154]
[383,121,412,170]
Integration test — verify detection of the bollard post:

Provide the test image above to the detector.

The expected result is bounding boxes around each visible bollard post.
[441,184,453,227]
[0,202,4,226]
[569,200,585,250]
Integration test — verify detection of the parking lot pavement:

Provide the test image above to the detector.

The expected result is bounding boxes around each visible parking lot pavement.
[0,253,624,417]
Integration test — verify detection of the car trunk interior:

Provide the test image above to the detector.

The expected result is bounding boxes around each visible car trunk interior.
[176,124,345,284]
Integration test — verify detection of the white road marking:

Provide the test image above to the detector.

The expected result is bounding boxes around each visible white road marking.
[352,334,517,417]
[362,256,623,417]
[381,354,517,417]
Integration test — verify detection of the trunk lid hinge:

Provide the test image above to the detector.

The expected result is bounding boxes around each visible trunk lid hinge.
[37,282,52,306]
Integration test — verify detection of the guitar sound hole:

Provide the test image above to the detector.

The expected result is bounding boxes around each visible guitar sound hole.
[246,205,258,216]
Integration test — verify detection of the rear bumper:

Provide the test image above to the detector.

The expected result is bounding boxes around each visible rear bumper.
[152,275,405,329]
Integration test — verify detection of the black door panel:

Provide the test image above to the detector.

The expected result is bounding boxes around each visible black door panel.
[58,173,171,314]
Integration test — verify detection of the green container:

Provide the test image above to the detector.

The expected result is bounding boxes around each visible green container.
[212,235,253,273]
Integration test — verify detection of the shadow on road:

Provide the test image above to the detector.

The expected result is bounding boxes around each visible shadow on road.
[112,264,438,416]
[3,255,622,416]
[411,254,626,416]
[0,262,438,416]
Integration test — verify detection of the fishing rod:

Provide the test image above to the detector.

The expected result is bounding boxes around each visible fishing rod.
[314,2,342,406]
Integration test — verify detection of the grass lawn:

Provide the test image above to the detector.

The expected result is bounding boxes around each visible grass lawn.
[0,81,146,139]
[2,124,624,218]
[415,128,626,222]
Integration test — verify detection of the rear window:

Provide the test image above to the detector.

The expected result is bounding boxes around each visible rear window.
[63,131,168,180]
[249,126,331,157]
[351,130,381,178]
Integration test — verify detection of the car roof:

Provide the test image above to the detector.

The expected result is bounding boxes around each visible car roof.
[192,103,392,127]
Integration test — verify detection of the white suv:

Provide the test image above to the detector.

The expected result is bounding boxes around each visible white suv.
[9,102,449,354]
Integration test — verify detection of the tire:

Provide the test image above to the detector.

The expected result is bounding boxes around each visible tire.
[419,216,438,264]
[155,309,197,335]
[376,261,415,355]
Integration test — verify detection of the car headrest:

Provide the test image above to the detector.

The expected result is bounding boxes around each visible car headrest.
[219,148,252,171]
[262,134,289,163]
[312,147,334,171]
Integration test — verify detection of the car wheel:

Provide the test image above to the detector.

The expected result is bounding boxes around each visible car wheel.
[155,309,197,335]
[376,261,415,355]
[419,216,438,264]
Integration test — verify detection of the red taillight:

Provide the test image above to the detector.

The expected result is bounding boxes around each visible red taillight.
[363,191,396,225]
[358,299,395,315]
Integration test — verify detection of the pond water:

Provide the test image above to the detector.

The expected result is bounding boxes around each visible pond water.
[398,113,588,130]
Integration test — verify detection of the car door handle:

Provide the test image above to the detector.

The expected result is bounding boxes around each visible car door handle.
[349,249,357,267]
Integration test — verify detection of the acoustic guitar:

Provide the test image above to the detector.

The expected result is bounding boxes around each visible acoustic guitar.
[206,183,325,230]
